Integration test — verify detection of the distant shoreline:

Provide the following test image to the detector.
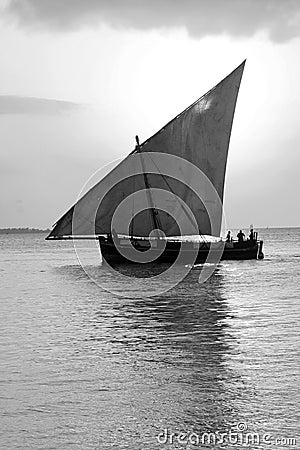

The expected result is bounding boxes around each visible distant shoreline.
[0,228,50,234]
[0,226,299,236]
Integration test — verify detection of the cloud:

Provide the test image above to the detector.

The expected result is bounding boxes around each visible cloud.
[0,95,80,115]
[3,0,300,42]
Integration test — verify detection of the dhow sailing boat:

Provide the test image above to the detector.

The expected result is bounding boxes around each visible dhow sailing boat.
[46,61,264,264]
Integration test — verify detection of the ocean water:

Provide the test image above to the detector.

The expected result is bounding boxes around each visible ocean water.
[0,228,299,449]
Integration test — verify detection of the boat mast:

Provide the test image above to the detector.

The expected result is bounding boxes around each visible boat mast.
[135,135,162,236]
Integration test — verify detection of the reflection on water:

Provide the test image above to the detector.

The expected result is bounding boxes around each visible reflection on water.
[63,267,251,447]
[0,231,299,449]
[105,269,244,432]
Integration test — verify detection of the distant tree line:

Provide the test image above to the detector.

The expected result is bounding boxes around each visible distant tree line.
[0,228,50,234]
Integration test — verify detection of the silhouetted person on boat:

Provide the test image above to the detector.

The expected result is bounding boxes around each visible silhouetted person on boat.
[237,230,245,242]
[249,228,255,241]
[226,231,231,242]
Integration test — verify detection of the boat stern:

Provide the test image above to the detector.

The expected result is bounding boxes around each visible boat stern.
[258,240,264,259]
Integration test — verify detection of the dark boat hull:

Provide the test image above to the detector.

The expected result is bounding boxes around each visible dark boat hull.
[99,238,264,265]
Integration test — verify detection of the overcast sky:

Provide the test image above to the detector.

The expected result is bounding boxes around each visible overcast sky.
[0,0,300,229]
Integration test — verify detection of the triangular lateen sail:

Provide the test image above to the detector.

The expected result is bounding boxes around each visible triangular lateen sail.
[47,61,245,240]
